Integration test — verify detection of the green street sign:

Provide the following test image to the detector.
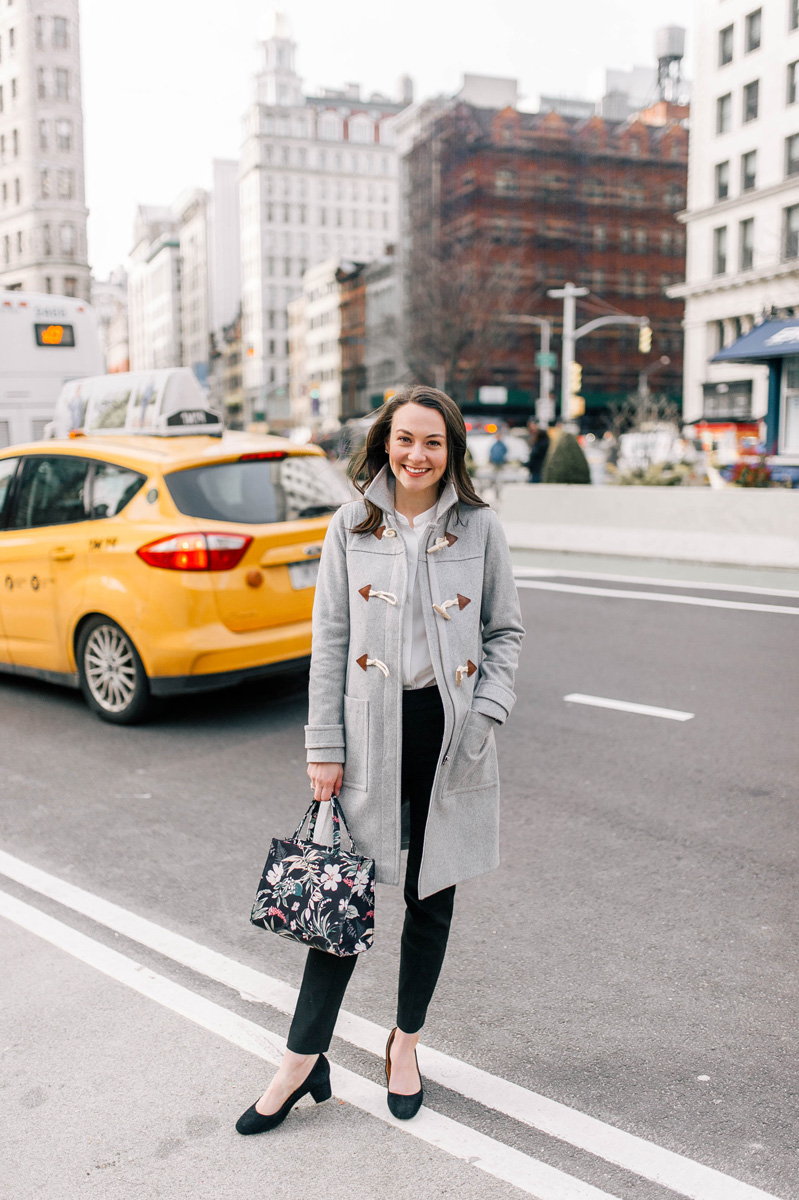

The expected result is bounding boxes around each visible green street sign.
[535,352,558,369]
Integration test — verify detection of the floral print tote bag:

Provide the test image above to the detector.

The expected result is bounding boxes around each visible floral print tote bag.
[250,796,375,956]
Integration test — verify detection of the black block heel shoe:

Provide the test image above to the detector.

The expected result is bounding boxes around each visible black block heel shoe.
[235,1054,332,1135]
[385,1027,423,1120]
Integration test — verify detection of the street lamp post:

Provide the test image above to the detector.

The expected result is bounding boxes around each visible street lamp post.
[547,282,588,421]
[638,355,672,400]
[500,314,554,418]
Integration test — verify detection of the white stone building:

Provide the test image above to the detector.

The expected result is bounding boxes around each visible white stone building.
[91,266,129,372]
[0,0,90,298]
[301,258,345,430]
[128,205,181,372]
[239,13,409,428]
[174,187,210,383]
[671,0,799,438]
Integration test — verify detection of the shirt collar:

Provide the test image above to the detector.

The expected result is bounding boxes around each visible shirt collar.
[362,464,459,524]
[395,501,438,530]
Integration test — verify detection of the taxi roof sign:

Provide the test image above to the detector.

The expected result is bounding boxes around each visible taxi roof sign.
[49,368,224,439]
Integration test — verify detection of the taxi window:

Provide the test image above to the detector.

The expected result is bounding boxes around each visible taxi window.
[0,458,19,526]
[91,462,146,519]
[5,456,91,529]
[164,455,352,524]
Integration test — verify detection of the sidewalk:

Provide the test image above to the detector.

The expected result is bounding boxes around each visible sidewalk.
[497,484,799,573]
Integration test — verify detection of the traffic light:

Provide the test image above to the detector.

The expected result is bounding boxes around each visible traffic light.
[569,361,582,395]
[638,324,652,353]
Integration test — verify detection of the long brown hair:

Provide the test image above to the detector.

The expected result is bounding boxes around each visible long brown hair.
[348,386,487,536]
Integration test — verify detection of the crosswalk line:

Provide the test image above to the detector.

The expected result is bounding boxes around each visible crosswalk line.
[0,887,620,1200]
[0,846,783,1200]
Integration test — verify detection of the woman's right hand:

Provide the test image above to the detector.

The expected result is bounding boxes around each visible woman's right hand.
[307,761,344,803]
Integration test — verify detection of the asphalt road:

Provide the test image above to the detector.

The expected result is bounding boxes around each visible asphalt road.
[1,559,797,1200]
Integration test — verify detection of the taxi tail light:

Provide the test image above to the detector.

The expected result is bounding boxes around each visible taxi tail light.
[239,450,287,461]
[137,533,252,571]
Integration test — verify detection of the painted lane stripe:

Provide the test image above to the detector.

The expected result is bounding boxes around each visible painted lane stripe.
[0,889,619,1200]
[515,579,799,616]
[513,567,799,601]
[563,694,695,722]
[0,848,782,1200]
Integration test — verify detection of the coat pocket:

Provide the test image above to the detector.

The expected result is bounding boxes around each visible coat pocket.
[343,694,369,792]
[445,709,496,793]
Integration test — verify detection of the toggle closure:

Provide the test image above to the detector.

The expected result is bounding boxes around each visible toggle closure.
[356,653,390,678]
[455,660,477,687]
[427,532,458,554]
[433,593,471,620]
[359,584,398,605]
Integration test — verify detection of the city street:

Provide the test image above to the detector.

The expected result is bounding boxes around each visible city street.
[1,559,797,1200]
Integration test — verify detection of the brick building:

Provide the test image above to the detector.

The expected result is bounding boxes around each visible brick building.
[338,262,367,419]
[401,102,689,422]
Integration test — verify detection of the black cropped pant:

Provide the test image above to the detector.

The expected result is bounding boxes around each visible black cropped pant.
[286,685,455,1054]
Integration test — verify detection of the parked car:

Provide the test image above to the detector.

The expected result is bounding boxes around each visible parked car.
[466,431,531,486]
[0,425,352,723]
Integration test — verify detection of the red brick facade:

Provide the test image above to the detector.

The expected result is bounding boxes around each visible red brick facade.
[404,103,688,418]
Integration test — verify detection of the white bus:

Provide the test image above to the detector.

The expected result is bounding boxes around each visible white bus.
[0,290,104,448]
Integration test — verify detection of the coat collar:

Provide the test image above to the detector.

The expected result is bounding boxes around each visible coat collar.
[362,464,459,525]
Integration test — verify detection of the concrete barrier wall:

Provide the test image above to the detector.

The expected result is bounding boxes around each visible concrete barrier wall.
[499,484,799,569]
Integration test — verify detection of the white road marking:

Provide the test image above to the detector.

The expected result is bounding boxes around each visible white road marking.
[0,888,618,1200]
[513,567,799,601]
[563,694,695,722]
[515,578,799,616]
[0,847,783,1200]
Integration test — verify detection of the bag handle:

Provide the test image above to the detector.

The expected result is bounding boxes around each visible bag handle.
[292,795,360,854]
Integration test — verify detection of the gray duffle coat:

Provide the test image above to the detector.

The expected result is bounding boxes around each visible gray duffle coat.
[304,465,525,899]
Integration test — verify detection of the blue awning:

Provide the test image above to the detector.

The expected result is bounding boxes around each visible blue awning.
[712,319,799,363]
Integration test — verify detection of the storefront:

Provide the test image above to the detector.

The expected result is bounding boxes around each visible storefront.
[712,319,799,461]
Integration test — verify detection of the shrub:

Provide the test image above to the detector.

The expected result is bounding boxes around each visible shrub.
[542,432,591,484]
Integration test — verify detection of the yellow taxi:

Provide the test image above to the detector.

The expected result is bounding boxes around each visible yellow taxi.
[0,420,351,723]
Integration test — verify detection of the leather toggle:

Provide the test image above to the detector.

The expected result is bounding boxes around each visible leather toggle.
[356,653,390,678]
[359,584,398,605]
[433,594,471,620]
[427,533,458,554]
[455,660,477,687]
[373,526,386,539]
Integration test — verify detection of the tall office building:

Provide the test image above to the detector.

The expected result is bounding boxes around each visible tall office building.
[239,12,409,427]
[0,0,90,298]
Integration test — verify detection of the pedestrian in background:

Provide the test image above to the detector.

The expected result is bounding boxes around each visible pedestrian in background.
[236,385,524,1134]
[526,422,550,484]
[488,428,508,500]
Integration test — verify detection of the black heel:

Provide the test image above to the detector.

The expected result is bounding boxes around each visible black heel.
[385,1027,424,1120]
[310,1078,332,1104]
[235,1054,331,1135]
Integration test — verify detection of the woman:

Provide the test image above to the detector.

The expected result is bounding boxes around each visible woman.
[237,386,524,1134]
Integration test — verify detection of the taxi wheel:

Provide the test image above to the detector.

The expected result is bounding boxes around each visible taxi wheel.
[76,617,151,725]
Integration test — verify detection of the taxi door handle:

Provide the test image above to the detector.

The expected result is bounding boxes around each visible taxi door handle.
[49,547,75,562]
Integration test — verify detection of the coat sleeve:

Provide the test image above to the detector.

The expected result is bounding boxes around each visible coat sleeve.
[472,509,525,725]
[304,505,350,763]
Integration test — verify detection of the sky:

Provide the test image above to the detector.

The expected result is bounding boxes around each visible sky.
[79,0,696,278]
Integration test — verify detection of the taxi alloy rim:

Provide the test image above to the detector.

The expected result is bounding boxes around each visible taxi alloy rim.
[84,625,138,713]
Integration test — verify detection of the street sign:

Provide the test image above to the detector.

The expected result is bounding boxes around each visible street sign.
[478,386,508,404]
[535,352,557,369]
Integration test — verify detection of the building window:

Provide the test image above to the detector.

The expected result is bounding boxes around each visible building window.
[634,228,647,252]
[660,229,673,253]
[14,177,19,204]
[8,27,14,55]
[591,270,605,294]
[16,230,21,255]
[787,133,799,175]
[0,84,3,113]
[741,149,757,190]
[719,24,734,65]
[0,133,5,160]
[593,225,606,250]
[60,222,75,257]
[53,16,68,48]
[349,115,372,143]
[12,128,18,156]
[3,234,9,264]
[664,184,684,210]
[715,161,730,200]
[35,15,43,47]
[633,271,646,296]
[792,0,799,30]
[789,61,799,104]
[10,78,16,100]
[739,218,754,269]
[319,113,342,141]
[40,169,51,198]
[783,203,799,258]
[39,119,47,149]
[56,118,71,150]
[619,226,631,252]
[717,93,732,133]
[745,9,762,51]
[713,225,728,274]
[42,224,51,256]
[1,182,6,205]
[37,68,46,98]
[618,271,631,297]
[55,68,69,101]
[495,169,517,194]
[63,276,77,297]
[743,80,759,122]
[57,169,72,198]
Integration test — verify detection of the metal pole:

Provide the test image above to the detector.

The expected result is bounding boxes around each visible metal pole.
[540,320,553,407]
[547,283,589,422]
